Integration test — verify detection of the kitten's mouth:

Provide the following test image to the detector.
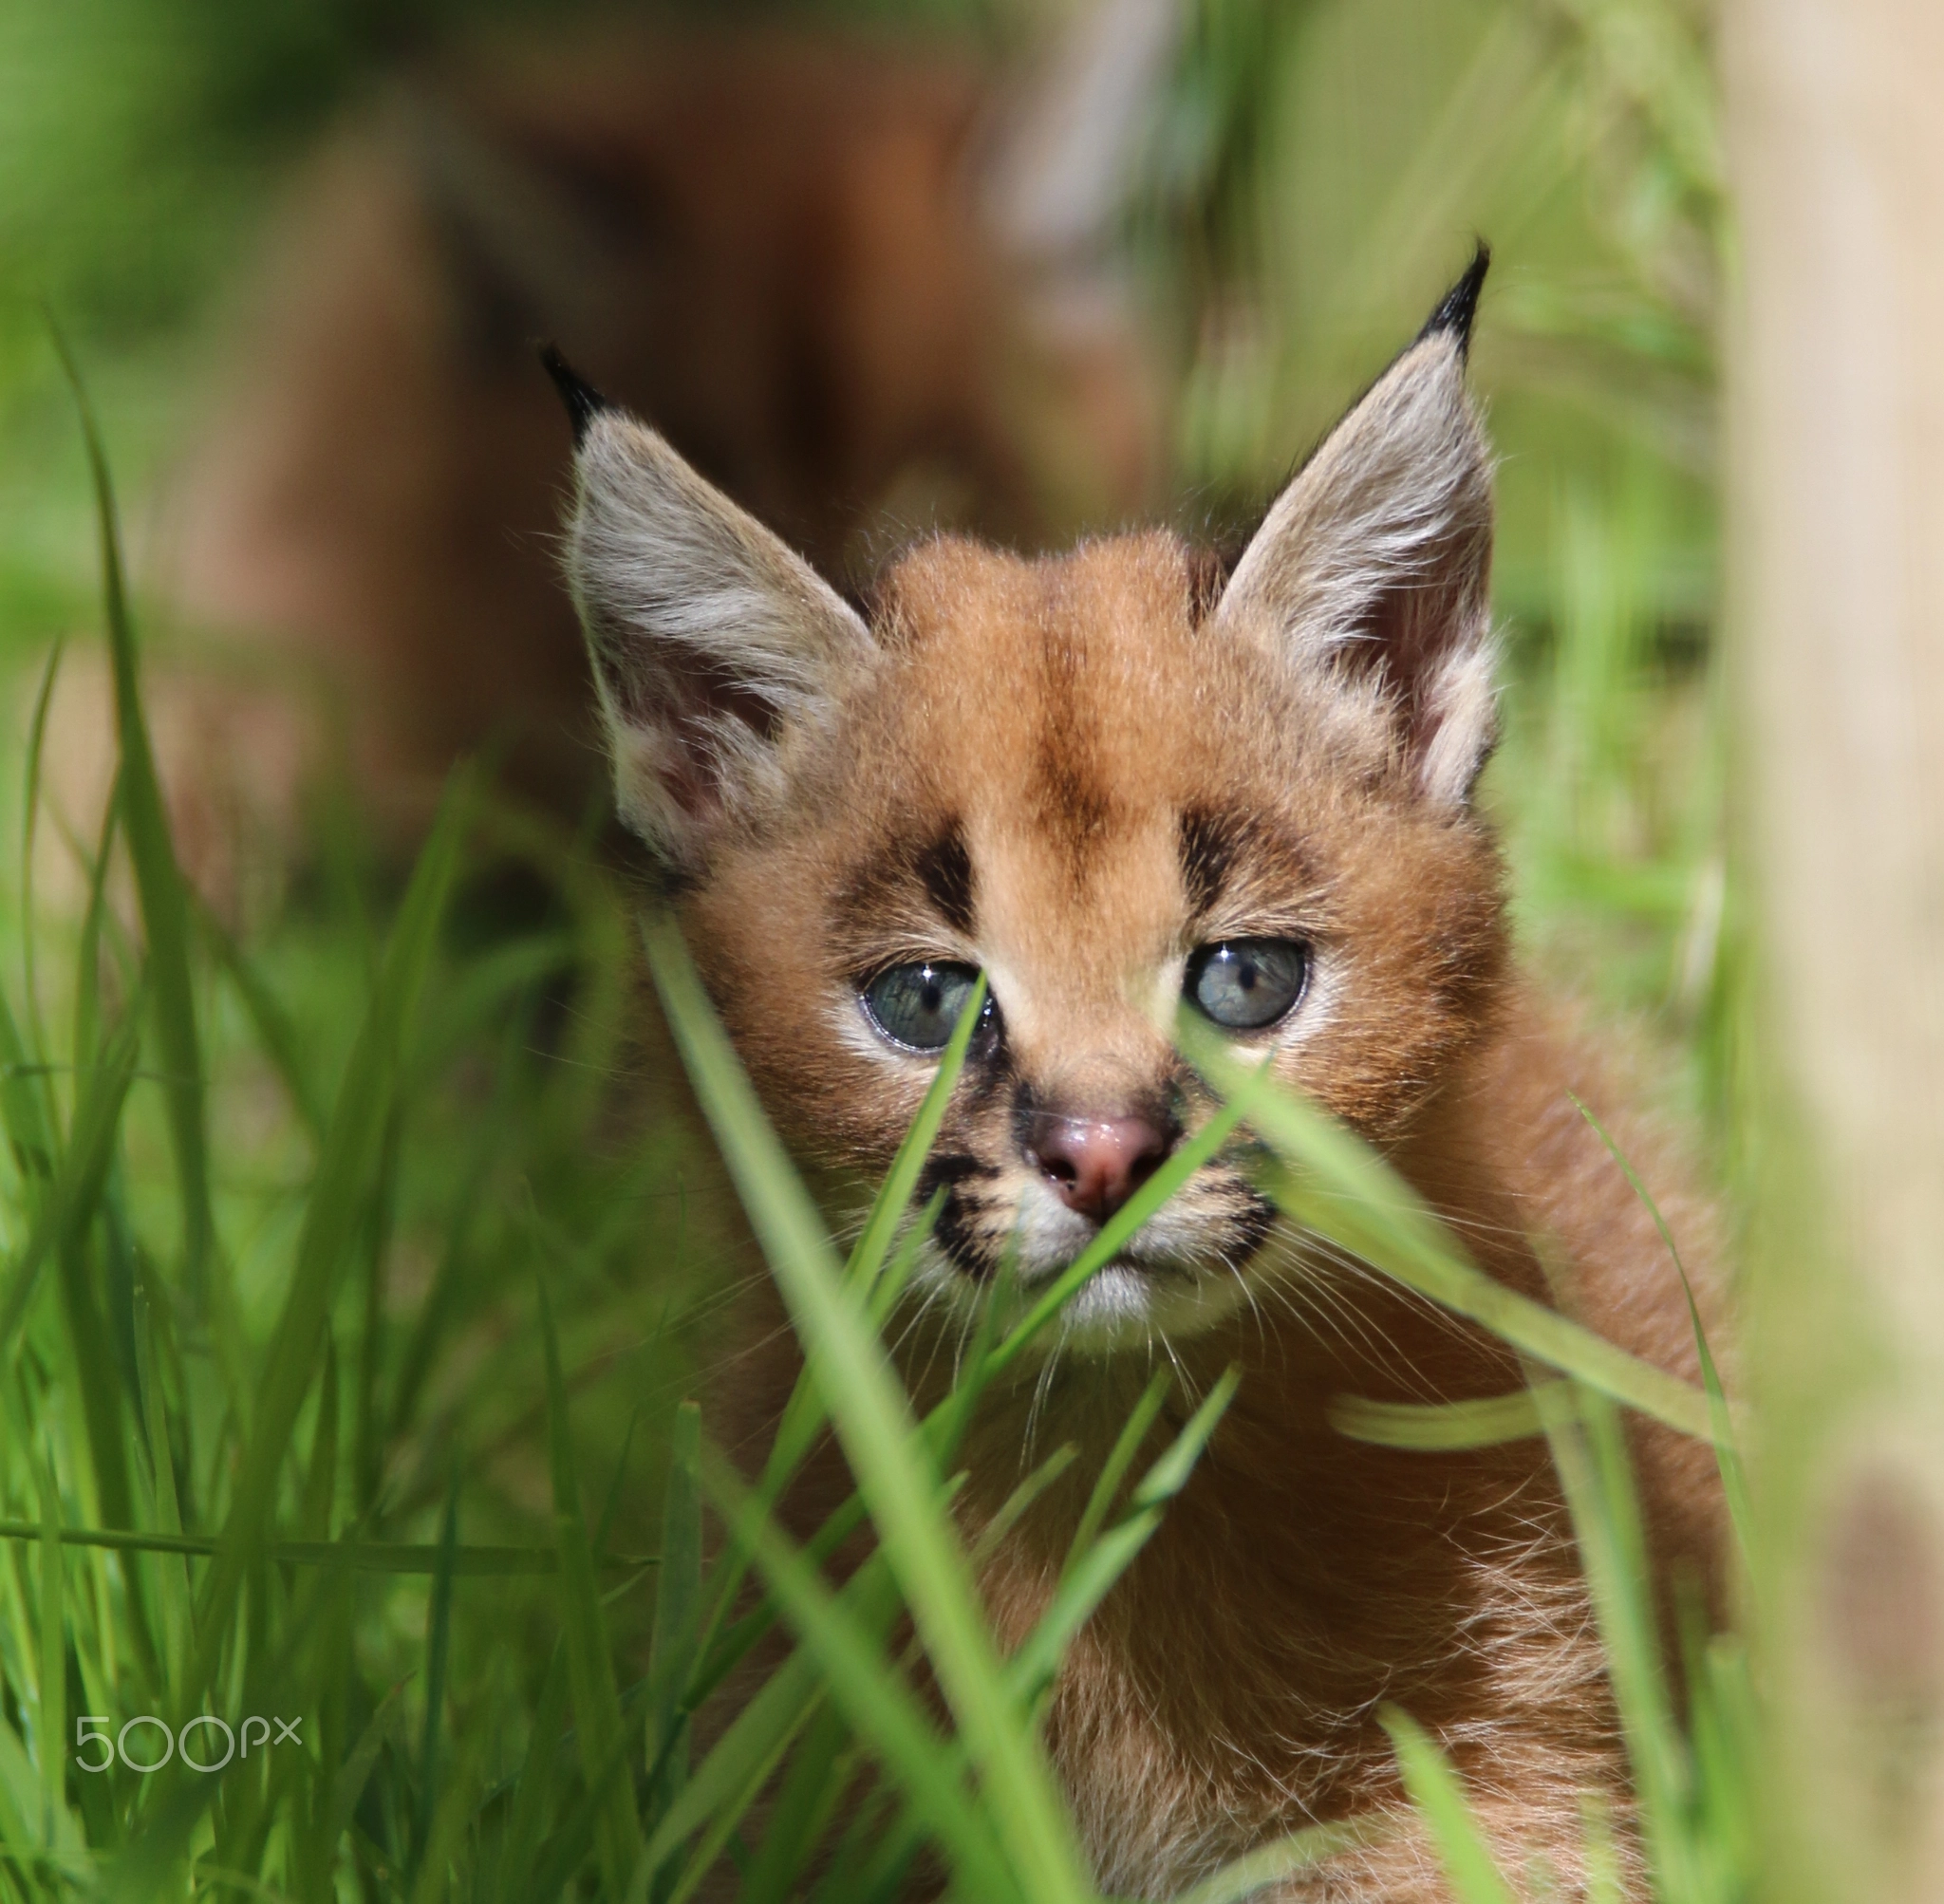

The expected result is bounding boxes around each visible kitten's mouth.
[927,1176,1276,1292]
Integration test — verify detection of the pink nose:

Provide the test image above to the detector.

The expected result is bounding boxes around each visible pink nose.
[1027,1114,1172,1223]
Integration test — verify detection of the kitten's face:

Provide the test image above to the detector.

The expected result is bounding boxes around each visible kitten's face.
[558,253,1502,1343]
[682,531,1505,1339]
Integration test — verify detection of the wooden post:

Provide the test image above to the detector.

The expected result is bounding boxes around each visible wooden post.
[1723,3,1944,1895]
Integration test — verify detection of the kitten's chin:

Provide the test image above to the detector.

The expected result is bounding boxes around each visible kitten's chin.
[1036,1257,1258,1350]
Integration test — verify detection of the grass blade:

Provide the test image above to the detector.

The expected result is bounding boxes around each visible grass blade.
[1170,1820,1383,1904]
[35,1453,65,1848]
[0,1008,140,1364]
[133,1293,193,1692]
[405,1702,491,1904]
[1531,1378,1695,1898]
[636,1633,826,1893]
[70,771,121,1092]
[18,633,65,1140]
[1061,1368,1172,1586]
[1328,1385,1564,1450]
[0,979,55,1190]
[699,1451,1019,1904]
[190,776,469,1698]
[734,1701,855,1904]
[495,1644,570,1904]
[1008,1368,1240,1703]
[699,983,985,1675]
[1177,1015,1718,1443]
[1568,1092,1753,1555]
[537,1270,645,1896]
[0,1521,651,1575]
[1579,1790,1626,1904]
[54,1207,137,1530]
[323,1682,407,1859]
[737,1448,1075,1904]
[50,324,213,1304]
[1379,1707,1517,1904]
[411,1473,461,1885]
[195,894,327,1142]
[644,913,1089,1903]
[301,1339,340,1542]
[647,1400,702,1815]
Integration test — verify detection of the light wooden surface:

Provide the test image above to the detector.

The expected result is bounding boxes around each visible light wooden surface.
[1724,0,1944,1894]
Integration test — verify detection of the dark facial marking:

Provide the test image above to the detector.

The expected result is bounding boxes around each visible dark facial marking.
[1033,594,1114,870]
[1179,807,1243,920]
[916,1150,1000,1199]
[963,997,1012,1099]
[916,1150,1003,1279]
[1177,806,1319,923]
[1220,1181,1279,1262]
[934,1210,983,1279]
[913,824,977,937]
[832,820,979,957]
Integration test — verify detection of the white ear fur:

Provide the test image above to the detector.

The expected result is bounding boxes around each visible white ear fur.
[1216,320,1497,807]
[565,410,874,864]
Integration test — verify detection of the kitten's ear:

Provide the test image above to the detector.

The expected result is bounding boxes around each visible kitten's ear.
[1216,248,1497,807]
[551,353,875,866]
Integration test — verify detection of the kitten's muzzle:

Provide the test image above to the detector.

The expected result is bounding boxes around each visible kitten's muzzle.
[1024,1112,1172,1223]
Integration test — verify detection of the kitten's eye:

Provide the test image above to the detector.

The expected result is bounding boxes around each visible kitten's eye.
[1185,939,1308,1031]
[861,961,981,1052]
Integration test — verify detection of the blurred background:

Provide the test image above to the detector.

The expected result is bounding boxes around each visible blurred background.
[0,0,1729,1104]
[0,0,1766,1895]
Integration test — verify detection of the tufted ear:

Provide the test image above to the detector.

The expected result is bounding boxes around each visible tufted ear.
[548,350,876,867]
[1215,248,1497,807]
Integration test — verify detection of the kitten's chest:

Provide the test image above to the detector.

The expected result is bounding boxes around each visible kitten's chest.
[964,1423,1610,1896]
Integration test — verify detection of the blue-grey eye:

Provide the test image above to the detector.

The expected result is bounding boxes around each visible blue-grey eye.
[1185,939,1308,1031]
[861,961,981,1052]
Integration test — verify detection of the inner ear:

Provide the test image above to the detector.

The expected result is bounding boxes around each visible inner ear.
[557,382,876,865]
[608,658,789,829]
[1212,250,1498,805]
[1342,513,1489,757]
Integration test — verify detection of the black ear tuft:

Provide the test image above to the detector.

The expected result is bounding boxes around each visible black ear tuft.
[538,343,611,447]
[1416,242,1491,361]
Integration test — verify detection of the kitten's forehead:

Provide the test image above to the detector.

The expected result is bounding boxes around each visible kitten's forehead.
[869,530,1259,847]
[831,530,1329,1028]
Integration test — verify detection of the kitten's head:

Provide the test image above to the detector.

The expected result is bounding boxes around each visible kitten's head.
[556,251,1506,1343]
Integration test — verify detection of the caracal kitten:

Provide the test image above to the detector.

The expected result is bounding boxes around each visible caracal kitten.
[551,251,1725,1901]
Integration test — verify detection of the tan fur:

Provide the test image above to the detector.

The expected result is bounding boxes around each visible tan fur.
[564,287,1727,1898]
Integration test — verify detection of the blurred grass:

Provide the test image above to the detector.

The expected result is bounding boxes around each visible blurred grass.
[0,0,1732,1106]
[0,0,1744,1897]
